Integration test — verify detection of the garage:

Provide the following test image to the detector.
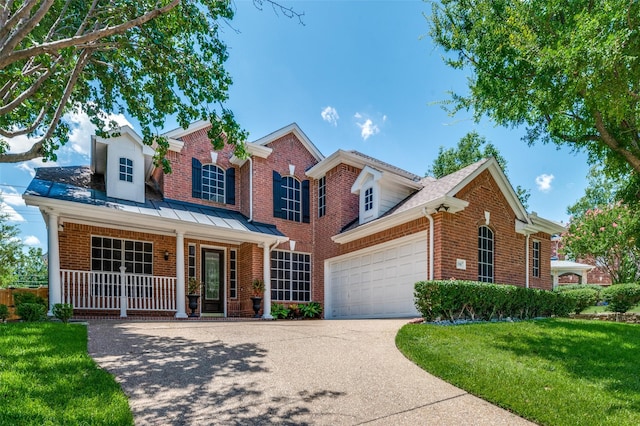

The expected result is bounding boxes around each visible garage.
[325,232,428,319]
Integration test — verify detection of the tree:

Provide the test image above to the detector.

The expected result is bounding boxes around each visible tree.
[0,1,302,171]
[14,247,48,287]
[0,196,23,286]
[427,131,530,208]
[429,0,640,177]
[562,203,640,284]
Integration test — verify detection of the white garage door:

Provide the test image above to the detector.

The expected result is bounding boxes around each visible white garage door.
[325,232,427,319]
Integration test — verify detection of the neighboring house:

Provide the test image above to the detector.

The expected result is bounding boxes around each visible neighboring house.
[23,122,564,319]
[550,236,612,287]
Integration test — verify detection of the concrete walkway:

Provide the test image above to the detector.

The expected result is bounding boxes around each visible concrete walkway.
[88,319,535,425]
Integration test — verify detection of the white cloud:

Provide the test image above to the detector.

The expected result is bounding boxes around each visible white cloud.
[23,235,41,246]
[6,108,131,160]
[0,186,25,222]
[320,106,339,127]
[354,112,362,119]
[16,157,56,178]
[356,118,380,141]
[535,173,555,192]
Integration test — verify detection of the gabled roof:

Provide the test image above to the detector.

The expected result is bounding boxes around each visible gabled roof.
[306,149,422,185]
[251,123,324,162]
[333,157,562,243]
[24,166,285,243]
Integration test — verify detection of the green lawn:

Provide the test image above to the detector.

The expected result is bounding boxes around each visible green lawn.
[396,318,640,426]
[0,322,133,426]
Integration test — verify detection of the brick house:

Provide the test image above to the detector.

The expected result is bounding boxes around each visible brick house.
[24,122,564,319]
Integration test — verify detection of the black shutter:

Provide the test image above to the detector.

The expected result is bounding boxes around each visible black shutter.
[302,179,310,223]
[273,171,283,218]
[225,167,235,205]
[192,158,202,199]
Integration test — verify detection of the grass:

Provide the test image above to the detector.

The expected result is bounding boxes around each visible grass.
[396,318,640,426]
[0,322,133,426]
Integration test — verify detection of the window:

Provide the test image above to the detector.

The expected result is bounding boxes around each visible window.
[119,157,133,182]
[91,236,153,297]
[318,176,326,218]
[229,249,237,299]
[282,176,301,222]
[478,226,494,283]
[191,158,235,204]
[273,171,310,223]
[364,187,373,211]
[271,250,311,302]
[202,164,225,203]
[188,244,196,279]
[532,240,540,278]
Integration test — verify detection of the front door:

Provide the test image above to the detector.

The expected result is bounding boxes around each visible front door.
[202,248,224,314]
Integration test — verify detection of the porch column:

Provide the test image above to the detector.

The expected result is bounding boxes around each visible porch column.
[262,242,273,319]
[175,231,187,318]
[552,272,559,290]
[581,271,589,285]
[46,211,61,316]
[119,266,127,318]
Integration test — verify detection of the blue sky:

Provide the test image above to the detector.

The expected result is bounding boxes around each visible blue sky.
[0,0,590,251]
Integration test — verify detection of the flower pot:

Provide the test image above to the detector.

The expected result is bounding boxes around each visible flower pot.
[187,294,200,317]
[250,296,263,318]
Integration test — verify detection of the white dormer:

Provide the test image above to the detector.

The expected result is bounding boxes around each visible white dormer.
[91,125,154,203]
[351,166,383,224]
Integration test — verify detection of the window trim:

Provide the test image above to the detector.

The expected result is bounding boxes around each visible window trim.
[229,249,237,299]
[270,250,311,302]
[478,226,494,283]
[318,176,326,218]
[119,157,133,183]
[532,240,541,278]
[201,163,225,203]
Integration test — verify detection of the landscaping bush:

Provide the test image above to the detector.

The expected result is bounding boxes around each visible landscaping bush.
[0,304,8,322]
[271,303,290,319]
[560,288,599,314]
[16,303,46,322]
[602,283,640,313]
[13,291,47,308]
[52,303,74,323]
[299,301,323,318]
[414,280,573,322]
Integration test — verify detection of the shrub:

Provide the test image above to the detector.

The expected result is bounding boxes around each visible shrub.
[13,291,47,308]
[555,284,603,303]
[561,288,599,314]
[602,284,640,313]
[271,303,290,319]
[52,303,74,323]
[414,280,572,322]
[299,302,323,319]
[16,303,46,322]
[0,304,8,322]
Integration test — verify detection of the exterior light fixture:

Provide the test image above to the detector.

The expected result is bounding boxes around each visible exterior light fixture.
[435,204,449,213]
[164,250,170,261]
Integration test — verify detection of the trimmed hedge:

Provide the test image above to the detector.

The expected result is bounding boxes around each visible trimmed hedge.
[602,284,640,313]
[555,287,600,314]
[414,280,574,322]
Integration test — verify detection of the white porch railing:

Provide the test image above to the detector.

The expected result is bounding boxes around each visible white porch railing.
[61,270,177,312]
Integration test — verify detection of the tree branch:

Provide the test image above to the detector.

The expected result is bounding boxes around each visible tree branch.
[0,57,61,114]
[593,110,640,173]
[0,0,180,70]
[0,0,40,43]
[0,0,56,62]
[0,106,47,138]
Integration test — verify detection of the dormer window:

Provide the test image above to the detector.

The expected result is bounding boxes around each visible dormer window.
[364,187,373,211]
[119,157,133,182]
[351,166,382,224]
[202,164,225,203]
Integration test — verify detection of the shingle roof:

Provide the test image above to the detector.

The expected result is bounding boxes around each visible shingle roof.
[348,150,422,181]
[25,166,284,237]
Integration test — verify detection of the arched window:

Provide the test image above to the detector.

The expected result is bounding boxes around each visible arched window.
[202,164,225,203]
[478,226,494,283]
[282,176,301,222]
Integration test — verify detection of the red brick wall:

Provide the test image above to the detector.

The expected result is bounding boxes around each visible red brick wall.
[161,126,243,212]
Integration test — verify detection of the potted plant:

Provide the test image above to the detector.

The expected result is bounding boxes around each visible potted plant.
[250,279,265,318]
[187,277,201,317]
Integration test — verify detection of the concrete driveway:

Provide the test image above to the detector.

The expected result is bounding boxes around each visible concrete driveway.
[88,319,534,425]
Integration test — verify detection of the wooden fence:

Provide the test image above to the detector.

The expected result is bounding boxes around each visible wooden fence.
[0,287,48,321]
